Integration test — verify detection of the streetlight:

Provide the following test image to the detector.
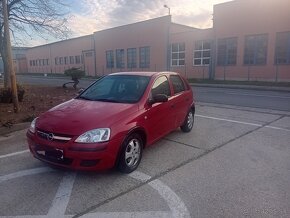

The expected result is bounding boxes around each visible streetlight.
[164,4,170,15]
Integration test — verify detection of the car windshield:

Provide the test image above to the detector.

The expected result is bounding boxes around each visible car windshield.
[78,75,150,103]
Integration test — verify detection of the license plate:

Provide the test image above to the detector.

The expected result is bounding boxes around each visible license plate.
[36,148,64,160]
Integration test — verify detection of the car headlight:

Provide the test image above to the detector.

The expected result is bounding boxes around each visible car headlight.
[29,117,38,133]
[75,128,110,143]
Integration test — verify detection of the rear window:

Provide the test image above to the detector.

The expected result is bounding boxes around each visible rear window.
[170,75,186,94]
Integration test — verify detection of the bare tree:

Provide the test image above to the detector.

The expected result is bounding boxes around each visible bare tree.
[0,0,71,88]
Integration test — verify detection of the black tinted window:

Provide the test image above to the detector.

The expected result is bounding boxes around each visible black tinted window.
[151,76,171,97]
[170,75,185,94]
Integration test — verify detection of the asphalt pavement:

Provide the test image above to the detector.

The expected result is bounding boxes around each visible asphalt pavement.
[1,103,290,217]
[1,75,290,217]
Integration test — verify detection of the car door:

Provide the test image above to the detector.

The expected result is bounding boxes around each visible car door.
[144,75,174,144]
[169,75,190,128]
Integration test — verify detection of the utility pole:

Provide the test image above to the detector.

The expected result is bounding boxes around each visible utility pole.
[2,0,19,112]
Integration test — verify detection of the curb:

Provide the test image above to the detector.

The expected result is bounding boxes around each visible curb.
[0,122,30,136]
[190,83,290,92]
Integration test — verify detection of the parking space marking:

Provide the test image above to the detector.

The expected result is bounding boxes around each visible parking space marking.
[196,114,262,127]
[0,167,190,218]
[196,114,290,132]
[48,172,76,217]
[148,179,190,218]
[0,149,29,159]
[264,125,290,132]
[0,167,53,183]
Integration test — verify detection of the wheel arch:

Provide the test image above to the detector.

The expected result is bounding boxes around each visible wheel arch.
[114,126,147,169]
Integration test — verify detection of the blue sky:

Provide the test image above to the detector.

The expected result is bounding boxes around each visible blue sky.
[25,0,232,46]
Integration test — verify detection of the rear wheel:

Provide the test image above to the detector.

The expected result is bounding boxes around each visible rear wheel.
[180,109,194,132]
[117,133,143,173]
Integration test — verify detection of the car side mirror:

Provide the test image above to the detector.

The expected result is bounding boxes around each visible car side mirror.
[148,94,168,105]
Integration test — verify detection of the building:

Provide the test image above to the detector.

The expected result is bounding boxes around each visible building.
[25,35,95,75]
[22,0,290,81]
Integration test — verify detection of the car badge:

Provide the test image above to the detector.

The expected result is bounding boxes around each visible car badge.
[47,133,54,141]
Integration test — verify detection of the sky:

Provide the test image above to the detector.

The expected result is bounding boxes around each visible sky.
[25,0,232,46]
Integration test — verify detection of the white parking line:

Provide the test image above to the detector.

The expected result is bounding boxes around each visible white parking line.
[196,114,262,127]
[48,172,76,217]
[196,114,290,132]
[0,167,53,183]
[0,149,29,159]
[0,168,190,218]
[129,171,191,218]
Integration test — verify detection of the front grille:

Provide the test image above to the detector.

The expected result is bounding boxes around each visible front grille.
[37,129,72,143]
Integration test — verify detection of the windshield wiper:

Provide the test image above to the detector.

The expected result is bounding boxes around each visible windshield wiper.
[95,98,120,103]
[77,96,94,101]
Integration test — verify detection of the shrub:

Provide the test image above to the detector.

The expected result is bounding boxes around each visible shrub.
[0,84,25,103]
[64,67,85,80]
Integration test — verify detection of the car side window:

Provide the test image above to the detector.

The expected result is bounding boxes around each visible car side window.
[151,76,171,97]
[170,75,185,94]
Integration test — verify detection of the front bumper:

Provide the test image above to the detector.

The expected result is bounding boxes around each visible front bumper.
[26,130,123,171]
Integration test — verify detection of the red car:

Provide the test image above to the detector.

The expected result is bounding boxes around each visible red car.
[27,72,195,173]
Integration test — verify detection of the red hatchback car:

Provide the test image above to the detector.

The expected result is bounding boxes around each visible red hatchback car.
[27,72,195,173]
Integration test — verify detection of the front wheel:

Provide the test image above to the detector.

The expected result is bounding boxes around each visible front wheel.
[117,133,143,173]
[180,109,194,132]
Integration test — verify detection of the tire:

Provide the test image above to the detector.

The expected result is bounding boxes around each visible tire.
[117,133,143,173]
[180,109,194,132]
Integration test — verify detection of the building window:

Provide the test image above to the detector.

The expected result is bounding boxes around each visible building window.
[127,48,137,69]
[171,43,185,66]
[106,50,114,68]
[116,49,125,69]
[85,51,93,57]
[217,37,237,66]
[244,34,268,65]
[64,57,68,65]
[275,31,290,64]
[55,57,58,65]
[30,60,33,66]
[59,57,64,65]
[45,59,49,65]
[69,56,74,64]
[75,55,81,64]
[139,46,150,68]
[194,40,211,66]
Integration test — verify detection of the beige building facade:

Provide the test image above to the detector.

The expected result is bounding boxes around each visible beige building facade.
[23,0,290,81]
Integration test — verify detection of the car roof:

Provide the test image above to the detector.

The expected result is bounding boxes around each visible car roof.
[109,71,179,77]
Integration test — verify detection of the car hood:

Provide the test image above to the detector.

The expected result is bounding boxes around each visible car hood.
[36,99,138,135]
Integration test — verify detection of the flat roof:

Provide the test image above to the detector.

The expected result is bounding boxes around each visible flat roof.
[94,16,171,34]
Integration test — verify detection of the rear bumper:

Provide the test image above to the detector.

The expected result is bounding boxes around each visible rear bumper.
[26,131,122,171]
